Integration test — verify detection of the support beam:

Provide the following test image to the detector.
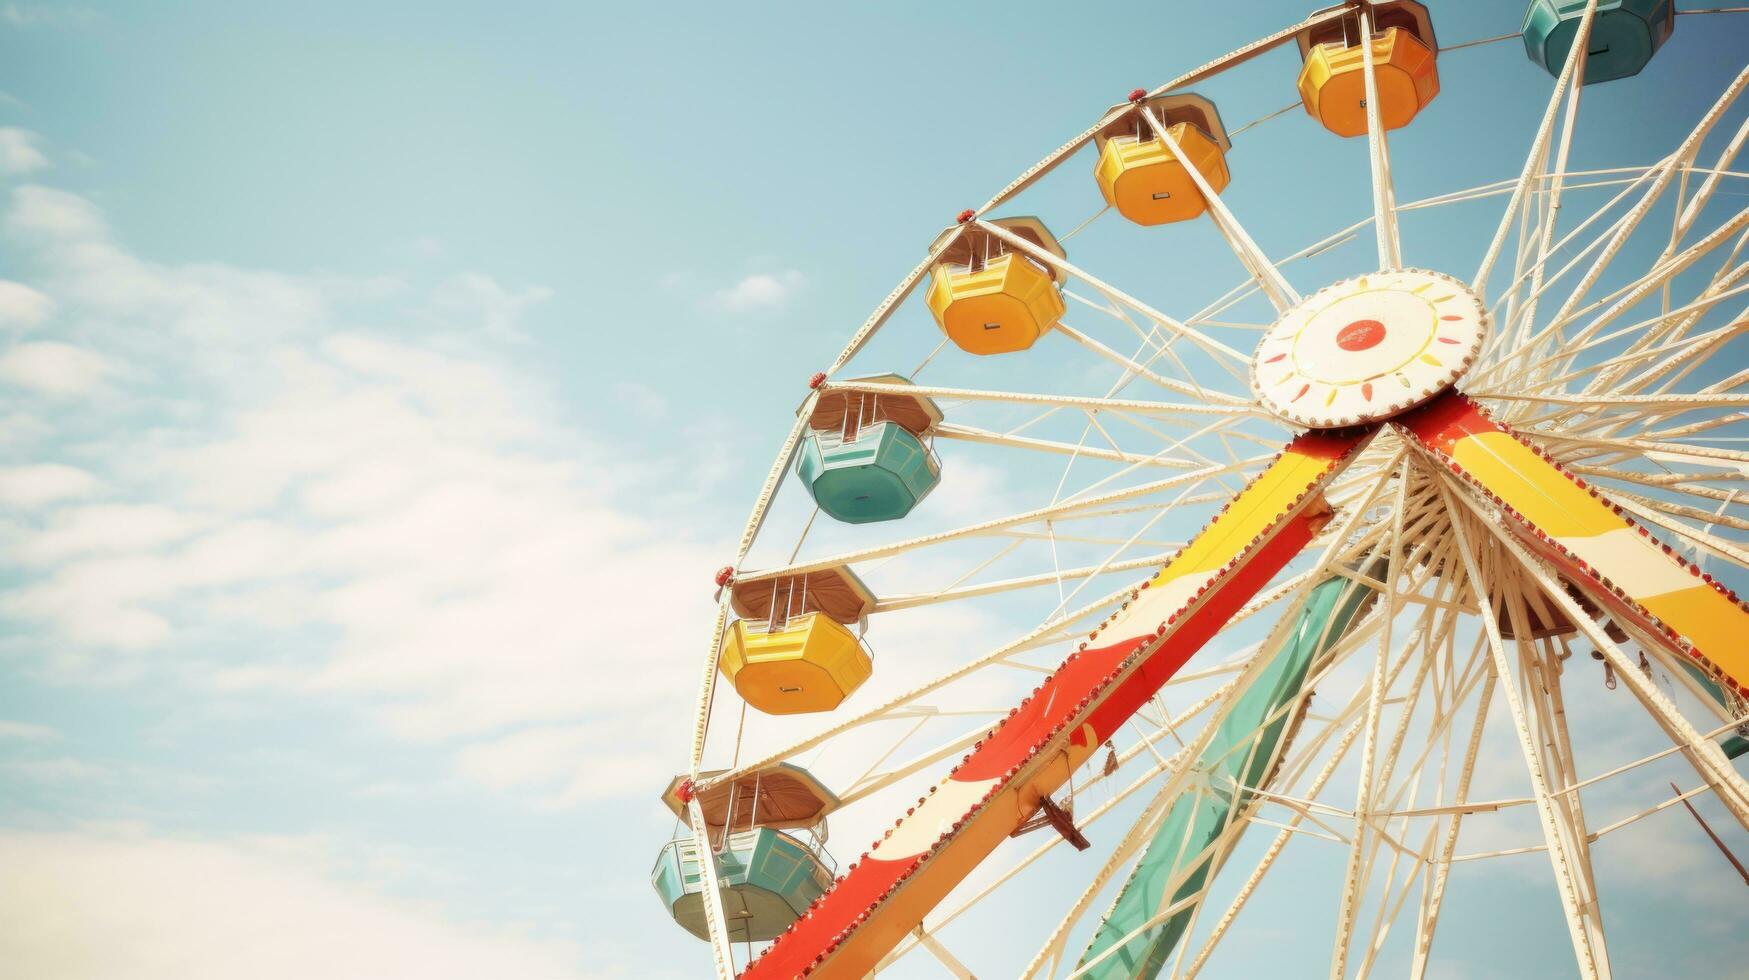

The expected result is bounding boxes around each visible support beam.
[740,430,1372,978]
[1437,485,1606,979]
[1358,5,1402,271]
[1394,392,1749,696]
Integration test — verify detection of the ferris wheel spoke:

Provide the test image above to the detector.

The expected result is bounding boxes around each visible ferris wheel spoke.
[1500,169,1541,357]
[1328,458,1425,980]
[975,219,1254,374]
[1556,234,1749,394]
[1182,592,1454,980]
[820,378,1265,421]
[872,552,1178,615]
[1667,112,1749,251]
[1063,289,1219,402]
[1535,429,1749,472]
[1537,66,1749,351]
[1055,320,1250,406]
[932,421,1209,470]
[1475,158,1677,377]
[1331,557,1472,980]
[1408,667,1495,979]
[740,456,1263,585]
[1508,2,1593,358]
[1356,5,1403,271]
[1519,285,1749,393]
[1140,103,1299,310]
[1504,595,1613,972]
[1435,482,1610,980]
[1544,206,1749,383]
[1637,409,1749,441]
[1618,295,1749,398]
[1475,391,1749,414]
[1442,477,1749,835]
[1479,163,1686,384]
[1588,485,1749,538]
[1474,0,1600,295]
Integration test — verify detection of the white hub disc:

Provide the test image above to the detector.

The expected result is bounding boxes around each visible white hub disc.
[1251,269,1487,428]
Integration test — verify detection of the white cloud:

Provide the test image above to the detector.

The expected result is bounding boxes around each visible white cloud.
[0,279,53,328]
[0,127,47,175]
[0,756,109,782]
[0,830,592,980]
[457,720,663,805]
[0,185,718,793]
[0,5,102,29]
[0,463,99,508]
[13,503,202,565]
[707,269,805,314]
[0,340,114,396]
[425,272,552,339]
[0,719,57,741]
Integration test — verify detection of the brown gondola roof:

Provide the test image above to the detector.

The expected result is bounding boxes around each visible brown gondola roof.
[928,216,1066,282]
[1297,1,1436,58]
[731,565,876,627]
[1092,92,1231,153]
[805,373,942,438]
[661,763,839,832]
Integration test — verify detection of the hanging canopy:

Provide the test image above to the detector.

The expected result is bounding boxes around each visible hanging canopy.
[662,763,840,832]
[805,374,942,437]
[1297,1,1436,58]
[1093,92,1231,153]
[928,216,1066,282]
[731,565,876,626]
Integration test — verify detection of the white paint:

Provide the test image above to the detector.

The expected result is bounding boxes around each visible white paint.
[1252,269,1486,428]
[1555,527,1703,600]
[879,775,1000,859]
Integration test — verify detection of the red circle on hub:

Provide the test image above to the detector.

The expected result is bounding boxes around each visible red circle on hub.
[1336,319,1386,351]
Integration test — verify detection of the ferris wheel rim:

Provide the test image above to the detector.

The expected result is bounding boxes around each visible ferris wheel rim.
[670,4,1749,977]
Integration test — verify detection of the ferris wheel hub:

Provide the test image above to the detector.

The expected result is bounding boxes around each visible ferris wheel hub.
[1251,268,1487,428]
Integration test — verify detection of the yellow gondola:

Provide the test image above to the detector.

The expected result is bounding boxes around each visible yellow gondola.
[924,216,1066,355]
[1297,1,1439,138]
[1093,92,1232,226]
[718,567,876,715]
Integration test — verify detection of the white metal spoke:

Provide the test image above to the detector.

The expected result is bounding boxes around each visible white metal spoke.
[1142,104,1300,309]
[1474,0,1599,294]
[975,218,1254,371]
[1358,5,1402,270]
[1437,479,1606,979]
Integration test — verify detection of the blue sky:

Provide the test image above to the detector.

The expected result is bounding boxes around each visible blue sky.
[2,1,1748,977]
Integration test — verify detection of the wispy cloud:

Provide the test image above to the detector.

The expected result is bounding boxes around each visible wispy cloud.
[0,4,102,29]
[0,829,597,980]
[0,340,113,395]
[707,268,805,314]
[0,279,54,329]
[0,126,47,175]
[0,463,98,508]
[0,719,58,742]
[0,183,721,797]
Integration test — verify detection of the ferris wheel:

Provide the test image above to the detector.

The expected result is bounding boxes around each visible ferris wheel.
[651,2,1749,976]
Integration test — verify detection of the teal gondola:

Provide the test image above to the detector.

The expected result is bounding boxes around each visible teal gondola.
[1523,0,1675,85]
